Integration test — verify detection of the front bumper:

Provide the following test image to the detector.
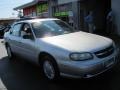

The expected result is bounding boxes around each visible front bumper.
[58,51,118,78]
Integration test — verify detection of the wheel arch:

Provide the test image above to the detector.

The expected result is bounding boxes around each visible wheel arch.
[38,52,60,80]
[38,52,57,64]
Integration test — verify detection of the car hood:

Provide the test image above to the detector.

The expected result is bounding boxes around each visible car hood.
[39,31,113,52]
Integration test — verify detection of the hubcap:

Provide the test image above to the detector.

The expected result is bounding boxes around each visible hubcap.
[43,61,55,79]
[7,47,12,58]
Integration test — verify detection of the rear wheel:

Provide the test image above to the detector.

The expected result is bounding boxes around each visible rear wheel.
[41,56,60,81]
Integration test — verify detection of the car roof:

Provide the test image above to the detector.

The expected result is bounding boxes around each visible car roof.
[15,18,60,24]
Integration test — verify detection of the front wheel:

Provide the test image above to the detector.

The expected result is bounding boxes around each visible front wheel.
[41,56,60,81]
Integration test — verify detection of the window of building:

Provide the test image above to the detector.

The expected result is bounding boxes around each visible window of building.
[37,3,48,16]
[52,3,72,25]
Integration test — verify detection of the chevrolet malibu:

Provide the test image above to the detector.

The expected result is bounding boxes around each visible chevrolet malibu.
[4,18,118,80]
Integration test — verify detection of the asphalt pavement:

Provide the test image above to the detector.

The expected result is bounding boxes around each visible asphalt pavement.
[0,39,120,90]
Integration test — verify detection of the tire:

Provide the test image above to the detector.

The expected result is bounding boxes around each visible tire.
[41,56,60,81]
[6,45,14,59]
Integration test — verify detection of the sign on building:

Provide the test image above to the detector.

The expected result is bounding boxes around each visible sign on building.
[37,3,48,17]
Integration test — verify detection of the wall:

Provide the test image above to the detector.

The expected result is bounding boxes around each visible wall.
[112,0,120,35]
[23,5,36,17]
[48,0,58,17]
[72,2,79,29]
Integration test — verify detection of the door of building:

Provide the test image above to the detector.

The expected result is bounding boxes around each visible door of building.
[93,0,111,35]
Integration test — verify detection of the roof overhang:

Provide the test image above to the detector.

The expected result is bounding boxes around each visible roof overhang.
[14,0,48,10]
[14,1,37,10]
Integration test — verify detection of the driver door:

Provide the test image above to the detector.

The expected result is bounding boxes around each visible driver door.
[19,23,37,62]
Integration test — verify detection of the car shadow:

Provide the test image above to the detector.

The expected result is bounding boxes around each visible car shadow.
[0,57,49,90]
[0,56,120,90]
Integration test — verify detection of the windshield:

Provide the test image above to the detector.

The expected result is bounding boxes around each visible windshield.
[32,20,76,38]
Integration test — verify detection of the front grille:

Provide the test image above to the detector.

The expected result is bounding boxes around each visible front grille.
[95,45,114,58]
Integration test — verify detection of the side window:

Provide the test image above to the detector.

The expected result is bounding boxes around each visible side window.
[11,24,22,36]
[20,23,33,38]
[32,23,53,38]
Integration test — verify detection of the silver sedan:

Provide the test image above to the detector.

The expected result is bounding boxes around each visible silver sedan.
[4,18,118,80]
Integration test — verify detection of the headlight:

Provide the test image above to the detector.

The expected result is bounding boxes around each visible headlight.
[70,52,93,61]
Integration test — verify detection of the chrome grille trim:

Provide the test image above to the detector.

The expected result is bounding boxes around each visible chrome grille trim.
[95,45,114,58]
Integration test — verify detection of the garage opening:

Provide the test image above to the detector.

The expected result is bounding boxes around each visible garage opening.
[93,0,112,35]
[79,0,112,36]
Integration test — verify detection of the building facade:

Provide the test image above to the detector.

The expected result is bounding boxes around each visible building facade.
[14,0,118,35]
[14,0,48,18]
[23,5,36,16]
[48,0,79,29]
[49,0,116,35]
